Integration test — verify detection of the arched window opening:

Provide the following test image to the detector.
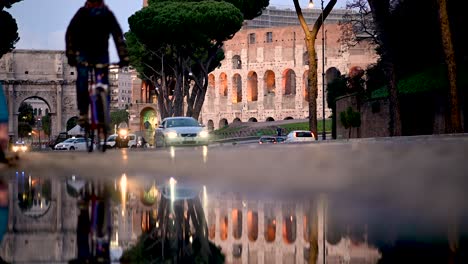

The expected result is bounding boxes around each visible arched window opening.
[219,73,228,97]
[232,74,242,103]
[283,69,296,96]
[264,70,276,95]
[232,55,242,69]
[247,211,259,242]
[232,209,243,240]
[247,71,258,102]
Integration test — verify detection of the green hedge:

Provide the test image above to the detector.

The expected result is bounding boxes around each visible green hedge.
[371,65,468,99]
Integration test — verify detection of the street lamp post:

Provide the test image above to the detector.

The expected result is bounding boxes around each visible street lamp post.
[321,0,326,140]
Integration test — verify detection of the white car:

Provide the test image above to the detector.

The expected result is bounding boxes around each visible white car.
[54,137,94,151]
[285,130,317,143]
[154,117,210,147]
[105,134,117,148]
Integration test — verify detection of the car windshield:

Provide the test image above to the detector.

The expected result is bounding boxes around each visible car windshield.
[107,135,116,141]
[166,118,200,128]
[296,131,313,137]
[62,138,75,143]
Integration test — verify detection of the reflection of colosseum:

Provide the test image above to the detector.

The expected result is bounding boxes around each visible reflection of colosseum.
[200,24,377,130]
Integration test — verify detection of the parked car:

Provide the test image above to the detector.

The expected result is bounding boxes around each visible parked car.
[105,134,117,149]
[154,117,209,147]
[259,136,277,144]
[285,130,316,143]
[275,136,287,143]
[54,137,94,151]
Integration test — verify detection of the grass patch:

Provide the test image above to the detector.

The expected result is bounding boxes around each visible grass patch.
[212,125,246,135]
[279,119,331,133]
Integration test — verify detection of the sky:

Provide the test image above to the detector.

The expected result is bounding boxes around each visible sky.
[7,0,348,61]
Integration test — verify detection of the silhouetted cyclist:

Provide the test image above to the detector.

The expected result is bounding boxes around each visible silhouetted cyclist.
[65,0,129,126]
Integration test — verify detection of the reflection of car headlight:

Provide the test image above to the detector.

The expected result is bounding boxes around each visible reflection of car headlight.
[166,132,178,139]
[199,131,209,138]
[12,146,19,152]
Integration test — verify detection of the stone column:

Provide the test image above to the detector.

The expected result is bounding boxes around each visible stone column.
[296,204,305,264]
[226,199,233,263]
[275,75,283,119]
[242,201,248,264]
[295,73,304,112]
[55,180,62,231]
[275,202,283,261]
[56,83,62,133]
[257,201,265,264]
[7,84,14,136]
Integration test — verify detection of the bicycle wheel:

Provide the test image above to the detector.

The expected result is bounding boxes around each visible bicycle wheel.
[95,89,108,153]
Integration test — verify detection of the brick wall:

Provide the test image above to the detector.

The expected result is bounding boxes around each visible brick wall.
[336,94,390,139]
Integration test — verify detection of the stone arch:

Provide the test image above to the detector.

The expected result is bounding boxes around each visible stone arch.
[264,204,276,242]
[232,55,242,69]
[207,120,214,131]
[282,69,296,95]
[247,211,258,242]
[18,97,52,141]
[208,209,216,240]
[232,74,242,103]
[283,214,297,244]
[284,117,294,120]
[219,72,228,97]
[264,70,276,95]
[140,107,158,145]
[232,209,242,240]
[303,70,309,102]
[220,212,228,241]
[66,116,78,131]
[233,117,241,123]
[208,74,215,98]
[17,173,52,218]
[266,117,275,122]
[247,71,258,102]
[219,118,228,128]
[248,117,258,122]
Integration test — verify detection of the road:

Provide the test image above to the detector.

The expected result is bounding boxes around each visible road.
[2,134,468,243]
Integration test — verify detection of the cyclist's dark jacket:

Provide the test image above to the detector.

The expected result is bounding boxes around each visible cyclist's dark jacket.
[65,3,128,65]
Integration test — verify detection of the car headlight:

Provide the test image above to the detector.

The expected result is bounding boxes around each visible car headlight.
[199,131,209,138]
[119,129,128,138]
[166,132,178,139]
[21,146,27,151]
[12,146,19,152]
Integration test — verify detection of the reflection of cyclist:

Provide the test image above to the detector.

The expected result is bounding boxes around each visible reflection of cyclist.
[65,0,129,126]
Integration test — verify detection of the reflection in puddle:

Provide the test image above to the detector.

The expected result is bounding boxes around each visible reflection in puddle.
[0,165,466,263]
[16,171,51,217]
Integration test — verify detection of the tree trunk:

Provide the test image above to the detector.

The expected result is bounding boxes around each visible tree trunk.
[367,0,402,136]
[308,47,319,138]
[437,0,462,133]
[293,0,337,141]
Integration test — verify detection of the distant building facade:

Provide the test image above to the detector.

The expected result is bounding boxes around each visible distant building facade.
[200,23,377,130]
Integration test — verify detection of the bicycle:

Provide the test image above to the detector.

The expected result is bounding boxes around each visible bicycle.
[84,64,111,153]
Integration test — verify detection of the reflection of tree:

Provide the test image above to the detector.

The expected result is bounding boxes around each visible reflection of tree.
[66,116,78,131]
[122,192,224,263]
[41,114,51,141]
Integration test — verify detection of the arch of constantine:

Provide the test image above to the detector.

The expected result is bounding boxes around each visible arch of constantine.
[201,24,378,129]
[0,50,78,140]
